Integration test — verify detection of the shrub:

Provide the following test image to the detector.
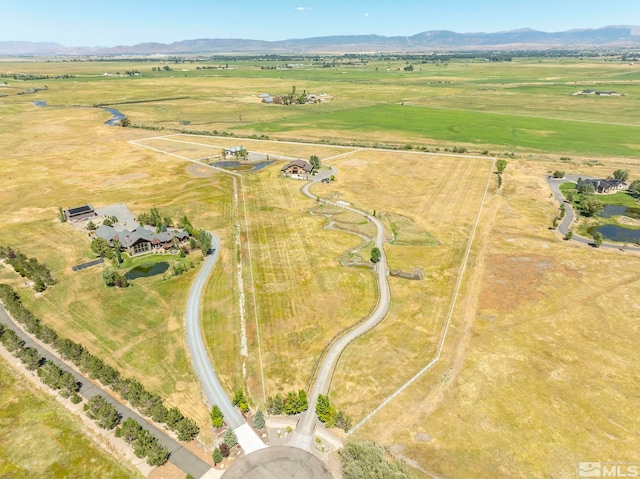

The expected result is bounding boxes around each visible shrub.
[253,410,265,430]
[210,405,224,427]
[223,429,238,448]
[340,441,414,479]
[219,443,230,457]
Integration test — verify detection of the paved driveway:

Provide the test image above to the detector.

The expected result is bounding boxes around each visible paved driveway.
[292,168,391,449]
[184,234,266,454]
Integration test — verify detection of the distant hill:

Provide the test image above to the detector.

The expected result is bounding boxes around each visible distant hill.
[0,41,67,55]
[2,26,640,55]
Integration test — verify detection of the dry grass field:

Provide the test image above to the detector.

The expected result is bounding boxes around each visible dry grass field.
[350,158,640,478]
[321,151,493,419]
[238,163,378,397]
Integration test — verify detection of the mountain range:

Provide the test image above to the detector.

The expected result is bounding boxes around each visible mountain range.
[2,26,640,56]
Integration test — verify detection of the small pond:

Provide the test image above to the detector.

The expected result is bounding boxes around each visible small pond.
[599,204,640,220]
[599,205,628,218]
[588,224,640,243]
[125,262,169,280]
[211,160,274,171]
[33,101,47,107]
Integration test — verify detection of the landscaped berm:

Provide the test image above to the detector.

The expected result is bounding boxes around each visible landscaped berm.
[222,447,333,479]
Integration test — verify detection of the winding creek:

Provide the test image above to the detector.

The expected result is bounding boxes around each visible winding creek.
[33,101,126,125]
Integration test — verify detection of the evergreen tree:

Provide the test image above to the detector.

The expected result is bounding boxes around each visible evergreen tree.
[223,428,238,448]
[213,448,223,465]
[253,409,265,430]
[210,405,224,427]
[297,389,308,413]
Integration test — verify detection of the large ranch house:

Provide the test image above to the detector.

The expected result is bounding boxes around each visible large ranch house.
[94,224,190,256]
[577,178,627,194]
[281,160,314,179]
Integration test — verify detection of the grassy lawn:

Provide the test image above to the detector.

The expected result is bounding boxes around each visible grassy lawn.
[560,182,640,241]
[0,358,140,479]
[561,182,640,208]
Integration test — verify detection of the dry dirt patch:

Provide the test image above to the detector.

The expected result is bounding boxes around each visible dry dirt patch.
[478,254,580,312]
[187,163,216,178]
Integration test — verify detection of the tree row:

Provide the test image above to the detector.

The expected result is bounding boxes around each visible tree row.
[0,284,199,442]
[0,246,56,292]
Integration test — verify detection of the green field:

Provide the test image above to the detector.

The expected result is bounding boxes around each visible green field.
[239,103,640,157]
[2,57,639,157]
[0,357,140,479]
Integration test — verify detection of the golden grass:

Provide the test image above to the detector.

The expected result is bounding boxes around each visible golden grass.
[238,165,378,397]
[350,158,640,478]
[0,357,140,478]
[3,59,640,477]
[0,105,240,442]
[317,151,493,419]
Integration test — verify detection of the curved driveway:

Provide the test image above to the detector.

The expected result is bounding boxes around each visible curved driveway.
[185,233,266,453]
[291,168,391,449]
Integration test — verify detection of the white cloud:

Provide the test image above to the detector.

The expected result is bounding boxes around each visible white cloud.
[364,13,369,17]
[295,6,311,11]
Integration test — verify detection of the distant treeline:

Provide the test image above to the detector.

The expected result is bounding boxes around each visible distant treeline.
[94,96,189,107]
[57,50,633,66]
[0,284,199,443]
[0,73,74,80]
[0,246,55,292]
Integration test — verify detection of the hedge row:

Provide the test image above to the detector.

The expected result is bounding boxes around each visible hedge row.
[115,417,169,466]
[0,246,56,292]
[0,323,81,402]
[0,284,199,441]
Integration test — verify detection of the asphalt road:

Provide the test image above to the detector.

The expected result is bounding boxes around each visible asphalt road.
[184,234,266,453]
[0,306,212,479]
[292,168,392,449]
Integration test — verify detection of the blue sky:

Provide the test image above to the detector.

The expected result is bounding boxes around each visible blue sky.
[1,0,639,46]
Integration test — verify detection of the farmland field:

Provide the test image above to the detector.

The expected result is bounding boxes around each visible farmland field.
[0,357,140,478]
[1,56,640,478]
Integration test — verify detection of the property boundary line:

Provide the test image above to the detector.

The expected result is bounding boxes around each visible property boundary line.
[350,157,496,432]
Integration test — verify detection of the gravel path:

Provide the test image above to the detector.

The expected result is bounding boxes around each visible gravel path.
[290,167,391,450]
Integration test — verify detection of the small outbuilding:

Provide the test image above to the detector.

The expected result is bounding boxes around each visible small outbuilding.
[64,204,97,222]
